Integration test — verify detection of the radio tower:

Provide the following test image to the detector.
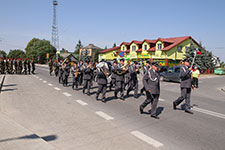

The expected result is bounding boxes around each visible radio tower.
[52,0,59,52]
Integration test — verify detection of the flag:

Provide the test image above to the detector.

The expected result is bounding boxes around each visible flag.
[197,51,202,55]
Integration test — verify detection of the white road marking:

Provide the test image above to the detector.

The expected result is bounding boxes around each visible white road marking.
[159,98,165,102]
[131,131,163,148]
[63,92,71,97]
[54,87,61,91]
[39,78,43,81]
[48,83,53,86]
[76,100,88,106]
[95,111,114,120]
[36,76,39,79]
[43,81,47,83]
[192,107,225,120]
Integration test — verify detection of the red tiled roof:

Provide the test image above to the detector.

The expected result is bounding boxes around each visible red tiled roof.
[120,42,130,46]
[161,36,191,51]
[142,39,157,44]
[99,46,120,54]
[125,49,130,53]
[130,40,142,45]
[136,48,142,52]
[148,46,156,52]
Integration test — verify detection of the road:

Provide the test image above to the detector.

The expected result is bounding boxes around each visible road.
[0,66,225,150]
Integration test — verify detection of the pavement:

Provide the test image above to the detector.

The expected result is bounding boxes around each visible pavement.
[0,66,225,150]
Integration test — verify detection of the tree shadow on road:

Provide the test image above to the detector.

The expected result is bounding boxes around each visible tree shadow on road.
[3,84,17,87]
[0,134,57,143]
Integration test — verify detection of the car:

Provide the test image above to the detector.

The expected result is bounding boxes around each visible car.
[158,66,168,73]
[160,66,181,82]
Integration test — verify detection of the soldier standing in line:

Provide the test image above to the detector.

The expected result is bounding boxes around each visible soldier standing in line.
[27,59,31,75]
[114,58,127,100]
[126,61,139,98]
[139,62,161,119]
[71,62,79,90]
[14,58,18,74]
[0,58,5,74]
[31,59,35,74]
[18,58,23,74]
[173,58,194,114]
[140,61,151,94]
[5,58,9,74]
[82,60,92,96]
[58,60,63,83]
[23,58,27,75]
[49,59,53,76]
[78,60,84,86]
[9,58,13,74]
[96,63,108,103]
[109,59,117,91]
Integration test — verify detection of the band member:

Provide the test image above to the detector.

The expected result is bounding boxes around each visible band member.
[5,59,9,74]
[83,60,92,95]
[140,62,160,119]
[173,58,194,114]
[0,58,5,74]
[49,59,53,76]
[96,63,108,103]
[53,60,59,77]
[62,61,70,86]
[71,62,79,90]
[127,61,139,98]
[9,58,14,74]
[78,60,84,86]
[58,60,63,83]
[114,58,127,100]
[109,59,117,91]
[18,58,23,74]
[140,61,151,94]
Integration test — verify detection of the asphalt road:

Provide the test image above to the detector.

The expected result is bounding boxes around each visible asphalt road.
[0,66,225,150]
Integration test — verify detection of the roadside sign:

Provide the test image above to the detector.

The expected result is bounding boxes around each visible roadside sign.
[119,51,125,58]
[46,53,49,59]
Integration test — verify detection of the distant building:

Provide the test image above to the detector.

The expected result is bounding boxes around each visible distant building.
[79,44,103,61]
[99,36,202,66]
[213,55,220,67]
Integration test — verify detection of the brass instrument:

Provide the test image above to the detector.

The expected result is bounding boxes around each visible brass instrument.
[75,66,79,78]
[117,60,130,75]
[97,62,109,77]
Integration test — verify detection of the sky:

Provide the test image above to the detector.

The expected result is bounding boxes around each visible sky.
[0,0,225,61]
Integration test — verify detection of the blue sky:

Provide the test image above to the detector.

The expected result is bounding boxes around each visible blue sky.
[0,0,225,61]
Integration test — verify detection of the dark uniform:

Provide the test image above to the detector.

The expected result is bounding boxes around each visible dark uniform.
[62,63,70,86]
[140,61,151,94]
[114,59,127,100]
[71,63,79,90]
[140,62,160,119]
[27,59,31,74]
[173,58,193,114]
[127,62,139,98]
[109,61,117,91]
[0,59,5,74]
[18,59,23,74]
[82,61,92,95]
[14,59,18,74]
[31,60,35,74]
[78,61,84,86]
[49,60,53,76]
[96,66,108,102]
[23,59,27,75]
[5,59,9,74]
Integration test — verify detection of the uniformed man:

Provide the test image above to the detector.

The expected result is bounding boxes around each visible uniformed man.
[173,58,194,114]
[71,62,79,90]
[9,58,14,74]
[114,58,127,100]
[53,60,59,77]
[62,61,70,87]
[31,59,35,74]
[58,60,63,83]
[49,59,53,76]
[96,63,108,103]
[23,58,27,75]
[18,58,23,74]
[127,61,139,98]
[14,58,18,74]
[109,59,117,91]
[27,59,31,75]
[140,61,151,94]
[0,58,5,74]
[139,62,160,119]
[5,59,9,74]
[82,60,92,95]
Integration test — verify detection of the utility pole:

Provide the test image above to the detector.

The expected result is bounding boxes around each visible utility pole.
[52,0,59,59]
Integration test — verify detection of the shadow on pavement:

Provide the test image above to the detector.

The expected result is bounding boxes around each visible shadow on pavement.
[0,134,57,143]
[1,88,18,92]
[3,84,17,87]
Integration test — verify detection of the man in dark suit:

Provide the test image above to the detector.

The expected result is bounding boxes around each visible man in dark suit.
[109,59,117,91]
[173,58,194,114]
[71,62,79,90]
[140,62,160,119]
[140,61,151,94]
[83,60,92,95]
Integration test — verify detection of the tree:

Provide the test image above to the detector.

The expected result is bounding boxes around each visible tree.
[7,49,26,59]
[60,48,69,53]
[0,50,7,58]
[104,46,108,49]
[113,43,117,47]
[25,38,56,64]
[74,40,83,60]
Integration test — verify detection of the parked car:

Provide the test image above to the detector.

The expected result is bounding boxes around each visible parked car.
[158,66,168,73]
[160,66,181,82]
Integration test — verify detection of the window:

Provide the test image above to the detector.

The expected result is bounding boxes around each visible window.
[175,67,180,73]
[123,46,125,51]
[177,46,182,52]
[157,44,162,50]
[132,46,136,51]
[185,46,189,52]
[144,45,147,51]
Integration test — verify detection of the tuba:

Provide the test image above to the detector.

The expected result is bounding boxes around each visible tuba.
[97,62,109,77]
[117,60,130,75]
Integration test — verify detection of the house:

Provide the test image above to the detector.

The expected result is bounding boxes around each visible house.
[99,36,201,66]
[79,44,103,61]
